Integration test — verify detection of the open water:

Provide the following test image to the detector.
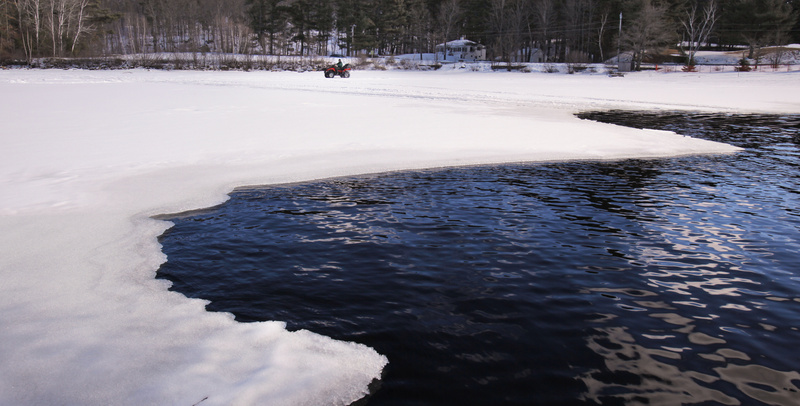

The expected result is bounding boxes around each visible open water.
[157,111,800,405]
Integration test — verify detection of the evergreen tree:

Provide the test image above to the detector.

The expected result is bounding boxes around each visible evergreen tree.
[335,0,355,55]
[335,0,379,56]
[404,0,432,56]
[0,0,17,59]
[460,0,490,44]
[721,0,796,58]
[310,0,335,55]
[791,0,800,43]
[246,0,289,54]
[287,0,310,55]
[376,0,408,55]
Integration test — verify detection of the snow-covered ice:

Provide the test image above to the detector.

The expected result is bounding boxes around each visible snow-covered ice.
[1,68,798,405]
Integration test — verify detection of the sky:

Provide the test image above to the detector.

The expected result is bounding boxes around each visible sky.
[0,67,798,405]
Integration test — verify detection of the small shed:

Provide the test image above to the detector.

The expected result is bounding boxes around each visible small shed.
[435,38,486,62]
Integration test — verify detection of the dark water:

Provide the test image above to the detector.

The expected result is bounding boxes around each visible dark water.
[157,112,800,405]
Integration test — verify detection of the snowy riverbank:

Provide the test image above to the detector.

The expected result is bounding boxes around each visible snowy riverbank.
[1,69,797,405]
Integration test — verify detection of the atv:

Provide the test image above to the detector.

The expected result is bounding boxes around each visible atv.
[325,63,351,78]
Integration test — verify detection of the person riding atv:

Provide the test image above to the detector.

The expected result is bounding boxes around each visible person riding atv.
[324,60,351,78]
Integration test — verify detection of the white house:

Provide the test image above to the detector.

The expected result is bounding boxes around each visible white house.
[435,38,486,62]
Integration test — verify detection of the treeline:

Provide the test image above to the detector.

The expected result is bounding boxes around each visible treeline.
[1,0,798,66]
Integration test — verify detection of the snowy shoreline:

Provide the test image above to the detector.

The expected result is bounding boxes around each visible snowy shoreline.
[7,43,800,73]
[1,69,797,405]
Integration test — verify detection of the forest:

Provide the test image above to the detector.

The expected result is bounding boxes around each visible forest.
[1,0,798,67]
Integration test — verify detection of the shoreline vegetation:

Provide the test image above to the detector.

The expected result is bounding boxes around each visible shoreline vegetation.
[2,48,799,73]
[3,0,799,74]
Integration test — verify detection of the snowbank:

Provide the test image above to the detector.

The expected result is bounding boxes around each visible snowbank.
[1,68,797,405]
[692,47,800,66]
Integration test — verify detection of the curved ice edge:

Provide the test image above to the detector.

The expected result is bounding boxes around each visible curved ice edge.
[150,141,743,406]
[144,120,738,405]
[147,211,388,406]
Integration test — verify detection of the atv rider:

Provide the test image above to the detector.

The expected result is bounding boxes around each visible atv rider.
[337,59,344,71]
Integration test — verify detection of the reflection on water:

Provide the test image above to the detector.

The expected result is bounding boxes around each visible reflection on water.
[582,316,800,405]
[583,322,800,405]
[576,111,800,406]
[158,112,800,405]
[583,326,740,405]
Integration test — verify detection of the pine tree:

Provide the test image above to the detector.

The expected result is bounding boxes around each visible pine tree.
[404,0,431,56]
[722,0,796,58]
[287,0,310,55]
[791,0,800,43]
[309,0,335,55]
[376,0,408,55]
[0,0,17,59]
[461,0,490,44]
[246,0,289,54]
[336,0,379,56]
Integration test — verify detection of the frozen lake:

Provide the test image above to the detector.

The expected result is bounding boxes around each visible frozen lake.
[1,69,798,405]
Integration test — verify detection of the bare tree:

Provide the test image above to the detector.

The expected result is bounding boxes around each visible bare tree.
[15,0,42,60]
[69,0,91,53]
[489,0,508,64]
[622,0,675,70]
[490,0,528,67]
[208,0,251,54]
[560,0,594,63]
[531,0,555,62]
[507,0,528,62]
[40,0,99,56]
[405,0,431,59]
[679,0,718,67]
[596,8,609,62]
[437,0,463,61]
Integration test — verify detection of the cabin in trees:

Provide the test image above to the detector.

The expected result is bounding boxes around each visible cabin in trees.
[436,38,486,62]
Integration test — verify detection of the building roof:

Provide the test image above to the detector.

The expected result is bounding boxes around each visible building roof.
[437,38,483,47]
